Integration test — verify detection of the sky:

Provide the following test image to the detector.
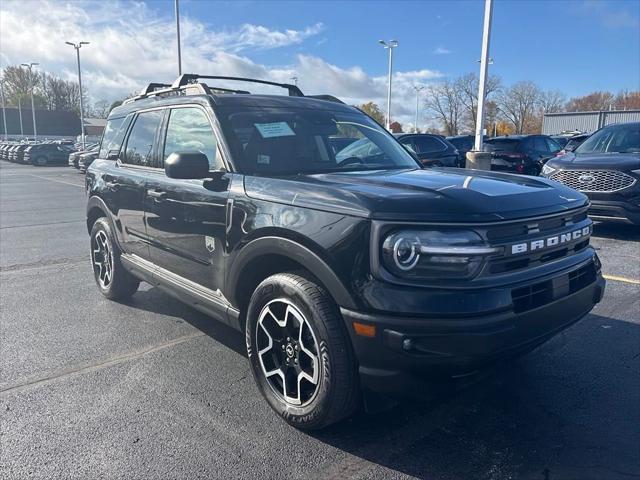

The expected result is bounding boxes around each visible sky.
[1,0,639,128]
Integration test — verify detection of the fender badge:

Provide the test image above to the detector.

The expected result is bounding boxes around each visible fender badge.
[205,236,216,253]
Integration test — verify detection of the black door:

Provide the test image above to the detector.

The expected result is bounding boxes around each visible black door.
[110,110,163,259]
[144,106,229,290]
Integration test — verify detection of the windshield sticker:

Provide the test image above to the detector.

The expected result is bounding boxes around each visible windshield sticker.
[254,122,295,138]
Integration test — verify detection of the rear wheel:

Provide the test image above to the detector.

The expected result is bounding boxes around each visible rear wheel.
[246,273,360,430]
[34,156,47,166]
[90,218,139,300]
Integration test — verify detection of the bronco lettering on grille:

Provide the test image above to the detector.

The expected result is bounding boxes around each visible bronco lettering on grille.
[510,226,591,255]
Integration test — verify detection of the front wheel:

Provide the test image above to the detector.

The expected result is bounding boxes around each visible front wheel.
[246,273,360,430]
[90,218,139,300]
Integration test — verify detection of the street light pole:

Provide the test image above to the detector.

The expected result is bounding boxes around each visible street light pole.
[413,85,424,133]
[379,39,398,130]
[175,0,182,75]
[66,41,90,149]
[474,0,493,152]
[21,62,39,141]
[0,76,7,140]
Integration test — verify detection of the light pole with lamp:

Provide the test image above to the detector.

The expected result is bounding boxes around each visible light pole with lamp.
[0,75,7,140]
[413,85,424,133]
[379,39,398,131]
[65,41,89,149]
[21,62,39,141]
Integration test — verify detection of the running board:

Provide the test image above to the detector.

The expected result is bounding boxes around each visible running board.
[121,254,242,331]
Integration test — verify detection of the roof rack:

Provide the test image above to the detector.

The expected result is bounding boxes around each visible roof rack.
[124,74,346,106]
[171,74,304,97]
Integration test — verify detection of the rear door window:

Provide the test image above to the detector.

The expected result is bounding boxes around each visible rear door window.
[123,110,163,167]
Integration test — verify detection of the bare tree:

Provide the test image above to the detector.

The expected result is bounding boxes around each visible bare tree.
[424,79,462,136]
[91,100,111,118]
[565,91,615,112]
[457,73,501,132]
[2,65,43,107]
[496,81,541,134]
[538,90,566,113]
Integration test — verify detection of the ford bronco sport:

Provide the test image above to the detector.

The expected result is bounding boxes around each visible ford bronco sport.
[86,74,605,429]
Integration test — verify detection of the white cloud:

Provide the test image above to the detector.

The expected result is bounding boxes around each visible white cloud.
[433,46,451,55]
[581,0,640,28]
[0,0,444,127]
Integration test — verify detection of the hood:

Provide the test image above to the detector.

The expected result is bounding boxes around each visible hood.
[548,152,640,171]
[244,168,588,222]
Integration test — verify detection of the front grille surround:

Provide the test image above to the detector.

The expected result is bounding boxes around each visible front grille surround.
[550,169,636,193]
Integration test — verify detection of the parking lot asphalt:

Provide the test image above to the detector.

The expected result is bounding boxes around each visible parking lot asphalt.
[1,162,638,480]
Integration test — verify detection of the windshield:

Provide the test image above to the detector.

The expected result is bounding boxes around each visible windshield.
[217,107,418,175]
[575,123,640,154]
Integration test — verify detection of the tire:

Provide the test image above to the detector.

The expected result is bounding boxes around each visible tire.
[89,217,139,300]
[246,272,359,430]
[34,156,47,166]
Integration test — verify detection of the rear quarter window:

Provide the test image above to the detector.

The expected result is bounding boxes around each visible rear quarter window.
[99,116,131,159]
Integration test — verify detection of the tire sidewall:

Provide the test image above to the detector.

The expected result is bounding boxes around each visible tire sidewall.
[35,156,47,166]
[246,276,338,428]
[90,218,121,296]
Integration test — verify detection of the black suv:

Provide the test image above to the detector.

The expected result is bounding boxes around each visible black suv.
[86,74,605,430]
[543,122,640,224]
[484,135,563,175]
[394,133,461,167]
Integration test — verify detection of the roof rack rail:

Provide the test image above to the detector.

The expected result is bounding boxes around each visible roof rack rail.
[307,95,345,105]
[172,74,304,97]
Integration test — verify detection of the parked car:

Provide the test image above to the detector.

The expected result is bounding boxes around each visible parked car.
[551,135,571,149]
[24,144,75,166]
[78,146,100,172]
[483,135,562,175]
[446,135,488,166]
[85,73,604,430]
[543,122,640,224]
[394,133,460,167]
[69,143,97,169]
[13,144,31,164]
[563,133,591,153]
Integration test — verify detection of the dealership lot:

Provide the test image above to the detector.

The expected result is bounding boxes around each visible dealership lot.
[1,162,638,479]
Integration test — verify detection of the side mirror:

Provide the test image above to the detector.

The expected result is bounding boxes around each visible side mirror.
[106,149,120,160]
[165,151,210,179]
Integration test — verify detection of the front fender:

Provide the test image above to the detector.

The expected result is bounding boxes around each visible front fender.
[226,236,357,310]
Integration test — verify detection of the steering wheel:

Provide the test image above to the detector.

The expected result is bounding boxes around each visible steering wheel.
[336,156,365,167]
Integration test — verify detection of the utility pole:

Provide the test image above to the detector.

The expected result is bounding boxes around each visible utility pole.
[175,0,182,75]
[474,0,493,152]
[66,41,89,149]
[413,85,424,133]
[379,40,398,130]
[21,62,39,141]
[290,76,298,86]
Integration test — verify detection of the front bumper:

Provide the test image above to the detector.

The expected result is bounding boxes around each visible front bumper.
[587,198,640,225]
[342,255,605,395]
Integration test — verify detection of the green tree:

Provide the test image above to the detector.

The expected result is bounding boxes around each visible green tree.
[357,101,385,126]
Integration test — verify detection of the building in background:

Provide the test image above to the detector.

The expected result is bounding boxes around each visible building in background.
[0,108,81,140]
[543,110,640,135]
[83,117,107,137]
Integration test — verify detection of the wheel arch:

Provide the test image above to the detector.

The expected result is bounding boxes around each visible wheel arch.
[227,236,357,323]
[86,195,112,234]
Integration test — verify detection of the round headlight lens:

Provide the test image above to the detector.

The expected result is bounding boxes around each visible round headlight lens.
[393,237,419,270]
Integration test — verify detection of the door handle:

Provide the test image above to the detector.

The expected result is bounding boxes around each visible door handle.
[147,189,167,201]
[105,181,119,191]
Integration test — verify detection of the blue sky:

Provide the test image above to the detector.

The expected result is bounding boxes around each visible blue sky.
[180,0,640,94]
[1,0,639,126]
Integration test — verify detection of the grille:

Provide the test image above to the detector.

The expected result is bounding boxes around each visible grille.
[550,170,636,193]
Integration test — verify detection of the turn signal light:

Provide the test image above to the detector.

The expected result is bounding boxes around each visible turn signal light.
[353,322,376,338]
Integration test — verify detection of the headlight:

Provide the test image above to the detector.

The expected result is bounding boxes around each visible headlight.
[542,164,556,176]
[381,230,500,280]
